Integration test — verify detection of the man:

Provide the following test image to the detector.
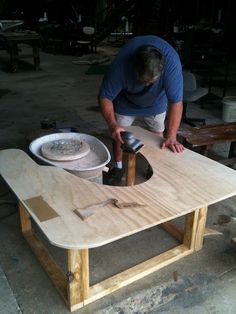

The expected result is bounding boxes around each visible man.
[98,35,184,185]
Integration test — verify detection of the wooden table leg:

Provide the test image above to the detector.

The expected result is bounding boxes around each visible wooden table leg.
[194,207,208,251]
[67,249,89,311]
[18,201,32,234]
[126,152,136,186]
[9,42,18,72]
[18,202,68,303]
[183,207,208,251]
[32,41,40,70]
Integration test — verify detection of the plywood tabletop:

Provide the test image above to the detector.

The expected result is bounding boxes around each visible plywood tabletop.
[0,126,236,249]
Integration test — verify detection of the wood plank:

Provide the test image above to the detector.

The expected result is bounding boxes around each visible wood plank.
[5,125,235,312]
[183,210,200,250]
[126,153,136,186]
[161,221,183,242]
[23,230,67,303]
[71,244,192,311]
[194,207,208,251]
[67,249,89,309]
[161,223,222,240]
[18,202,32,234]
[204,228,223,236]
[178,122,236,147]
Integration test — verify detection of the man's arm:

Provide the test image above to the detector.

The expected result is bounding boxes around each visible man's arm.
[99,97,124,143]
[161,101,184,153]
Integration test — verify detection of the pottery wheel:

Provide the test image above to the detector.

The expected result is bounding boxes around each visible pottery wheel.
[41,139,90,161]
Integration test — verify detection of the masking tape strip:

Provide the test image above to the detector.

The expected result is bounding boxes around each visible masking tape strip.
[24,196,59,222]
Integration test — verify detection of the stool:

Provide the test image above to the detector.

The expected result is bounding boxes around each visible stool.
[178,122,236,166]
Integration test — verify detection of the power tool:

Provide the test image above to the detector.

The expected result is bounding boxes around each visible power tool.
[121,131,144,153]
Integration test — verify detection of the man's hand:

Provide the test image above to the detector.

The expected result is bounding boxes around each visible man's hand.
[110,124,125,143]
[99,98,125,143]
[163,101,184,153]
[161,137,184,153]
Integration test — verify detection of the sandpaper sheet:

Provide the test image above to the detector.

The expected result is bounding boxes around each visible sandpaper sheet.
[24,196,59,222]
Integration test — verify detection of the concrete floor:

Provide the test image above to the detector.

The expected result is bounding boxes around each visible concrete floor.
[0,43,236,314]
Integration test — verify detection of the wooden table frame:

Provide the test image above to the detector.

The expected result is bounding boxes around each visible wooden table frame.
[18,201,207,311]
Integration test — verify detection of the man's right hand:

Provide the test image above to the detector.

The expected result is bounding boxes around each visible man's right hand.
[99,98,125,143]
[109,124,125,143]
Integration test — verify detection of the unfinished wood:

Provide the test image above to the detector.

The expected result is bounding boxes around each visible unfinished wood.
[1,126,236,249]
[183,210,200,250]
[178,123,236,165]
[178,122,236,147]
[74,198,116,221]
[18,201,32,234]
[161,223,223,241]
[2,126,235,312]
[126,153,136,186]
[70,244,192,311]
[161,221,183,242]
[204,228,223,236]
[74,198,146,221]
[161,222,223,242]
[194,207,208,251]
[67,249,89,309]
[23,230,67,303]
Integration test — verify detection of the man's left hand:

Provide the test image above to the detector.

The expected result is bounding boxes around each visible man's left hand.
[161,138,184,153]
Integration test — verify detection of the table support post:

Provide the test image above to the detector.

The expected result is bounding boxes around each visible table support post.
[67,249,89,310]
[32,42,40,70]
[18,201,32,234]
[9,42,18,72]
[183,207,208,251]
[126,153,136,186]
[194,207,208,251]
[18,202,68,303]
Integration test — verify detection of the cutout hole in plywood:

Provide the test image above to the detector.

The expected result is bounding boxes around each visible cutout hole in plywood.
[131,152,153,185]
[102,152,153,186]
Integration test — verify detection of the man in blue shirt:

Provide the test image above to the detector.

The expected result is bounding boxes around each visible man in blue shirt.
[98,35,184,185]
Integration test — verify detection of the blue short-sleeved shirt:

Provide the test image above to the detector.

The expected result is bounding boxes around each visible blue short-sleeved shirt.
[99,35,183,116]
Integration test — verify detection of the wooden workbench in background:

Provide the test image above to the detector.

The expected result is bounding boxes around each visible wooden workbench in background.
[0,126,236,311]
[178,122,236,165]
[0,31,41,72]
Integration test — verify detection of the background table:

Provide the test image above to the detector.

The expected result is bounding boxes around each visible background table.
[0,31,41,72]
